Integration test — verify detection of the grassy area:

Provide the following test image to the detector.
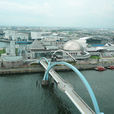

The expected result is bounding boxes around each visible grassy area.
[90,55,100,59]
[0,48,6,56]
[30,63,39,66]
[15,48,18,56]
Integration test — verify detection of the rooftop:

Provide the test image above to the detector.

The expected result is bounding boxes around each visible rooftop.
[63,40,84,51]
[30,40,45,50]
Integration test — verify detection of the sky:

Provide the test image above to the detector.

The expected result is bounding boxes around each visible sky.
[0,0,114,28]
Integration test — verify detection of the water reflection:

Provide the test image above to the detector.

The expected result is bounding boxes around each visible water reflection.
[42,84,72,114]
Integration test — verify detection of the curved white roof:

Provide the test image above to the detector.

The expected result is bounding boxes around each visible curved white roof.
[63,40,84,51]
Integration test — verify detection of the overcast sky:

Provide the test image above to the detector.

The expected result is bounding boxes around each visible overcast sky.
[0,0,114,28]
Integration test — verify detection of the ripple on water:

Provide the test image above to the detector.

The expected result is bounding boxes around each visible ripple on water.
[0,70,113,114]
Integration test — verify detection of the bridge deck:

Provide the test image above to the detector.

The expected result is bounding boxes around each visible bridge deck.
[40,60,95,114]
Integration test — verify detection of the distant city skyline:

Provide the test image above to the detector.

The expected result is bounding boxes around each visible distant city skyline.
[0,0,114,28]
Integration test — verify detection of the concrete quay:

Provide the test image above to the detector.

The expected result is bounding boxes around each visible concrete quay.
[0,65,44,75]
[0,61,114,75]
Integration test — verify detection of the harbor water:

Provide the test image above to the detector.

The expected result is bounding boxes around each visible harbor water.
[0,70,114,114]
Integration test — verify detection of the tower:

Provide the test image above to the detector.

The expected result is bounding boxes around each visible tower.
[10,41,16,56]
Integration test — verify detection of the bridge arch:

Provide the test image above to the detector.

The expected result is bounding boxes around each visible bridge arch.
[44,61,102,114]
[52,49,77,62]
[29,57,50,66]
[38,57,51,80]
[38,57,50,64]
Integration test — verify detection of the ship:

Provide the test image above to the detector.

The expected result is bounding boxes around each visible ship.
[107,66,114,70]
[95,66,106,71]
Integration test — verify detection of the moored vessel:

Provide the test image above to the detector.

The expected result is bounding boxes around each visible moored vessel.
[95,66,106,71]
[107,65,114,70]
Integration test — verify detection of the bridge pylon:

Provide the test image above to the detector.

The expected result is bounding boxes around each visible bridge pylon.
[37,57,51,86]
[41,80,49,86]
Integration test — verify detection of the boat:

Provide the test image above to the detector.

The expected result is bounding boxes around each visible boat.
[95,66,106,71]
[107,66,114,70]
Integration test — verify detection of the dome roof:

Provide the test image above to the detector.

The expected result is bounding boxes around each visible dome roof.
[63,40,84,51]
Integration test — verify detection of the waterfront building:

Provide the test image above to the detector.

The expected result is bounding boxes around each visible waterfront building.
[31,31,51,40]
[4,41,16,56]
[27,39,59,59]
[16,32,31,41]
[31,32,43,40]
[1,56,23,68]
[27,39,91,60]
[4,30,17,40]
[63,40,90,60]
[4,30,30,41]
[41,37,65,48]
[86,42,114,57]
[86,36,109,46]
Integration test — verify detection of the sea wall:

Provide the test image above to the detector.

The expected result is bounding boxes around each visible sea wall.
[0,61,114,75]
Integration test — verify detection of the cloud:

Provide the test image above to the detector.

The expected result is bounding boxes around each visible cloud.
[0,1,52,16]
[0,0,114,27]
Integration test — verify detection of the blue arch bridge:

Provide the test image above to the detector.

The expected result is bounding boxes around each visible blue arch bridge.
[36,57,104,114]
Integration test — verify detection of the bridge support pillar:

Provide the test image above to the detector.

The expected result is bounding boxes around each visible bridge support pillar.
[50,78,54,86]
[41,80,49,86]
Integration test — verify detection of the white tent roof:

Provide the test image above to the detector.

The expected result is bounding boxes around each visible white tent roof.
[30,40,45,50]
